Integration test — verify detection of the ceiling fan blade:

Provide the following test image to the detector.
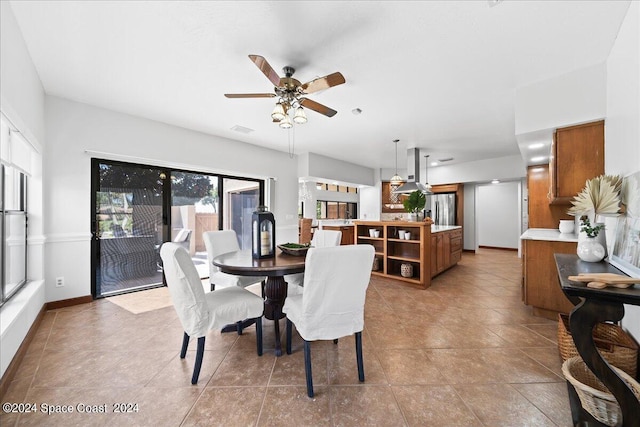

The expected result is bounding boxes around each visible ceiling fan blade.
[299,98,337,117]
[248,55,282,87]
[224,93,276,98]
[300,72,345,94]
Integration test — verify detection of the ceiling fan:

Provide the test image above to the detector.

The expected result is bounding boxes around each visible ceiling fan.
[225,55,345,127]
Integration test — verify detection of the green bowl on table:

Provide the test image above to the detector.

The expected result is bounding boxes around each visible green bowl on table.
[277,243,311,256]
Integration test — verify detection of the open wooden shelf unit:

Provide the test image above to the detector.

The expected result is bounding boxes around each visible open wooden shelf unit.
[354,221,432,289]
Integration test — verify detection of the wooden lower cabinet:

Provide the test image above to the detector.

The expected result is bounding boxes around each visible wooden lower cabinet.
[431,228,462,278]
[522,239,577,319]
[321,225,355,245]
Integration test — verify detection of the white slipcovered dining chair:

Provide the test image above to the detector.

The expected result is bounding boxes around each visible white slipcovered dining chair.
[160,243,264,385]
[285,229,342,295]
[283,244,375,397]
[203,230,266,292]
[311,229,342,247]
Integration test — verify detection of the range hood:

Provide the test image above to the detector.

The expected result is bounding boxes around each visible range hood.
[393,148,428,194]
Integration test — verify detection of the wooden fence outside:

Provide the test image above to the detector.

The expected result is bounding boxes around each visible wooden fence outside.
[194,213,219,252]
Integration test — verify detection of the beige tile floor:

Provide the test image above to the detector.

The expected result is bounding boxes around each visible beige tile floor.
[0,249,572,426]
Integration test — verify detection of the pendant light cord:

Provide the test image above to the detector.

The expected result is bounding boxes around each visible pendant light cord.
[394,140,398,175]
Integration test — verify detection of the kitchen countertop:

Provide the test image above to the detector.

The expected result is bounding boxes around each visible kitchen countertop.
[353,220,461,233]
[520,228,578,242]
[431,225,462,233]
[318,220,355,228]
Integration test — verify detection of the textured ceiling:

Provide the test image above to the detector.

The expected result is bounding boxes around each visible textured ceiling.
[9,1,630,170]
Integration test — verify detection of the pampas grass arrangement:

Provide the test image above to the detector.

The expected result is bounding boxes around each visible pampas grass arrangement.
[567,174,623,217]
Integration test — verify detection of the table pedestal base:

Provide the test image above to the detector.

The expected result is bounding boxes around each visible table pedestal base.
[264,275,288,356]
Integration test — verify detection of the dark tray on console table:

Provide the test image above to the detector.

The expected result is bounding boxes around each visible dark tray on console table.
[554,253,640,427]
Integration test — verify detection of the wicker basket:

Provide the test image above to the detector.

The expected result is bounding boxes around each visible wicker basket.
[562,357,640,426]
[557,313,638,378]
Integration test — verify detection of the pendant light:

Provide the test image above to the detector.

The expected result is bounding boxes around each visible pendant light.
[423,155,433,194]
[390,139,404,186]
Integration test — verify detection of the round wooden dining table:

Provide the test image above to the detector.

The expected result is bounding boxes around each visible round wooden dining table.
[212,250,306,356]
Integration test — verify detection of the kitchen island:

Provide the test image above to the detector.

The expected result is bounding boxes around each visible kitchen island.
[317,220,355,245]
[355,221,462,289]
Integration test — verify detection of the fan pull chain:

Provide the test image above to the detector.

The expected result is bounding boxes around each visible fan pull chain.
[288,125,296,159]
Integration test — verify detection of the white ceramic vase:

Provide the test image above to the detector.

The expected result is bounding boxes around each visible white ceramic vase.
[577,237,606,262]
[578,222,607,258]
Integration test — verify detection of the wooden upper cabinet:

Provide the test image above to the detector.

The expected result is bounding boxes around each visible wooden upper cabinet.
[549,120,604,205]
[528,164,573,228]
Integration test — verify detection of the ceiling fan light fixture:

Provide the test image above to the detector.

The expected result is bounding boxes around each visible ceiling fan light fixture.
[271,102,285,121]
[279,114,293,129]
[293,106,307,124]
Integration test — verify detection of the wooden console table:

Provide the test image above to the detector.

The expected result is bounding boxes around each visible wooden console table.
[554,253,640,427]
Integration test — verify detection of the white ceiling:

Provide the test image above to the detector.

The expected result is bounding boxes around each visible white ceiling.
[9,1,630,170]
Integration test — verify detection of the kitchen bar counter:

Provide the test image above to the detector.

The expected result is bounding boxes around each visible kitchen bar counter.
[520,228,578,319]
[520,228,578,242]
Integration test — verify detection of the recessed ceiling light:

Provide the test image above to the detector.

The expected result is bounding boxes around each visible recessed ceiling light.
[491,179,500,184]
[531,167,545,173]
[528,143,544,149]
[351,108,362,115]
[430,162,438,166]
[531,156,546,162]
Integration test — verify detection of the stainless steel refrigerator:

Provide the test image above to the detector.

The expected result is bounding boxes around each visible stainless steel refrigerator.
[425,193,456,226]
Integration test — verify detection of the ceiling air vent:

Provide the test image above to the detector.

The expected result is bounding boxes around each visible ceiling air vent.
[438,157,454,162]
[231,125,254,134]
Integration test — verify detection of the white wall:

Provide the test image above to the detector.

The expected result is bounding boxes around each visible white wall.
[429,155,527,185]
[359,168,382,221]
[515,62,607,135]
[0,1,46,379]
[463,183,476,251]
[605,2,639,340]
[298,152,375,186]
[44,96,300,302]
[0,2,45,148]
[476,181,521,249]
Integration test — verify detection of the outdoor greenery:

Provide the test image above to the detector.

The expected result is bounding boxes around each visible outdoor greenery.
[98,164,217,237]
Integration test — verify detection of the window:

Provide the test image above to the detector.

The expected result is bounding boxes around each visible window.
[315,182,358,194]
[1,116,29,306]
[316,201,357,219]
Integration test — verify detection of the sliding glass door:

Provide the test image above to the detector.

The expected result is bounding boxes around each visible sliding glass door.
[92,159,263,298]
[223,178,260,251]
[92,161,165,296]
